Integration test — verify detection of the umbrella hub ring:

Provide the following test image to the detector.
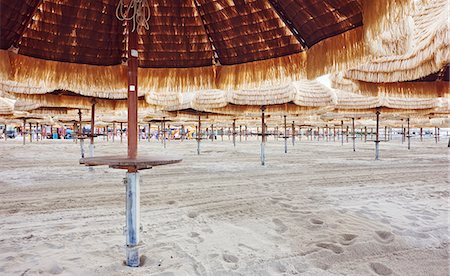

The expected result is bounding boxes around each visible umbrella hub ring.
[116,0,151,32]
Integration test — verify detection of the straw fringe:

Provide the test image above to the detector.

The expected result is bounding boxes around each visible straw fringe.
[357,81,450,98]
[5,52,129,98]
[307,27,366,79]
[4,93,149,111]
[139,66,216,93]
[0,50,12,81]
[217,53,307,89]
[333,89,438,110]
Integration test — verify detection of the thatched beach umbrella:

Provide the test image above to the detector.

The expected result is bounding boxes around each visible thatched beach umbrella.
[164,90,232,155]
[344,0,449,98]
[332,89,437,158]
[0,0,409,266]
[207,80,333,164]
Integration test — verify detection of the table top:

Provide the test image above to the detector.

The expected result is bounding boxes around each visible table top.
[80,154,182,171]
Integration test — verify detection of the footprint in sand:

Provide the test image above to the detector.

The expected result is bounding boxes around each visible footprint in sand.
[339,234,358,245]
[374,231,395,244]
[310,218,324,225]
[187,211,198,219]
[222,254,239,263]
[316,243,344,254]
[272,218,288,233]
[370,262,393,275]
[167,200,176,205]
[188,232,204,243]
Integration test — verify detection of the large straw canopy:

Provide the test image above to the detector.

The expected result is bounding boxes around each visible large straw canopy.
[0,0,408,95]
[344,0,449,97]
[329,89,438,119]
[211,80,334,115]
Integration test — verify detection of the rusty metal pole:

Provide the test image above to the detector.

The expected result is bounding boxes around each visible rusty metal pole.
[375,109,380,160]
[232,119,236,148]
[127,19,138,160]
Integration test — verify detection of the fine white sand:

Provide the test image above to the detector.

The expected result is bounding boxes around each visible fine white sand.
[0,135,448,275]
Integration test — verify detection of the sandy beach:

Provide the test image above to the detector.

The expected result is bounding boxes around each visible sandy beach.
[0,136,448,275]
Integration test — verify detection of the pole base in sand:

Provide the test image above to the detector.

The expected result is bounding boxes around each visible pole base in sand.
[260,143,266,166]
[375,140,380,160]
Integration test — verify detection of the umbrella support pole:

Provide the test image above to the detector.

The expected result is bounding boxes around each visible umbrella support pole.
[284,115,287,154]
[352,118,355,152]
[23,119,26,145]
[407,118,410,150]
[261,106,266,166]
[375,141,380,160]
[232,119,236,148]
[260,142,266,166]
[124,171,141,267]
[197,116,201,155]
[80,139,85,158]
[292,121,295,146]
[375,109,380,160]
[434,127,437,145]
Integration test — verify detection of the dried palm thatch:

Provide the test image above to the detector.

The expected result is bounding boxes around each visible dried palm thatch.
[345,0,449,84]
[357,79,449,98]
[333,89,438,110]
[0,96,14,115]
[0,0,408,95]
[164,90,228,113]
[209,81,333,116]
[13,100,79,115]
[162,80,333,117]
[368,12,414,57]
[4,90,151,111]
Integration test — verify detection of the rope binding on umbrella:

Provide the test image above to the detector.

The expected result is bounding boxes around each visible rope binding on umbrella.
[116,0,151,32]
